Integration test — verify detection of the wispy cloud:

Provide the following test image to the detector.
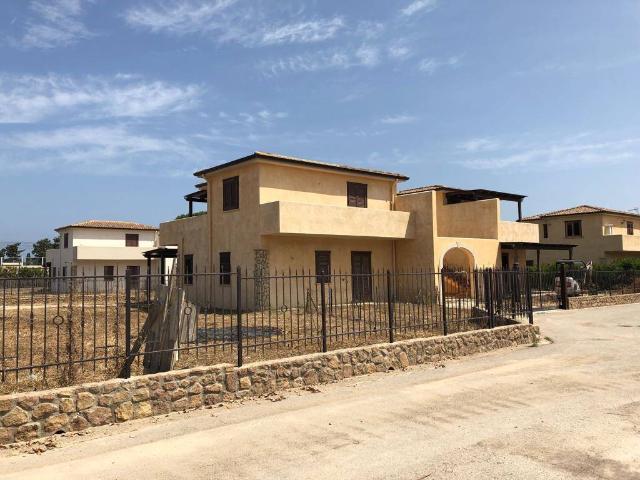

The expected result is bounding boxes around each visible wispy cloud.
[0,74,202,123]
[458,137,502,153]
[379,114,418,125]
[259,45,381,76]
[418,56,461,75]
[388,44,413,60]
[0,125,205,175]
[124,0,343,47]
[401,0,438,17]
[458,134,640,170]
[218,109,288,127]
[260,17,344,45]
[15,0,93,49]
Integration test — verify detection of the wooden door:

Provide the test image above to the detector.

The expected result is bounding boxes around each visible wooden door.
[351,252,372,301]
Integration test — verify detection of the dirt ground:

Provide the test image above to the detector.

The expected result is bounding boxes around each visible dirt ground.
[1,303,639,479]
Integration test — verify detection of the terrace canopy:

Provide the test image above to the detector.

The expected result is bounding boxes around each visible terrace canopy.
[500,242,577,269]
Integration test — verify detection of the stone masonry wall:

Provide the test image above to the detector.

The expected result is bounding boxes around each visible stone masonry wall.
[0,324,539,445]
[568,293,640,310]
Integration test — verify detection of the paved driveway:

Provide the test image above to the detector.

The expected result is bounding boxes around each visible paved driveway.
[2,303,640,480]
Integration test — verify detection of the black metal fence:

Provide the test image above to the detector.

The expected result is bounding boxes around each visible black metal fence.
[528,268,640,310]
[1,268,533,393]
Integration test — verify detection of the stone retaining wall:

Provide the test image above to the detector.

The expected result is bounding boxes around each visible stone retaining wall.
[0,324,539,445]
[568,293,640,310]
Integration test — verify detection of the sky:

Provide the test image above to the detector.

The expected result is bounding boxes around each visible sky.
[1,0,640,245]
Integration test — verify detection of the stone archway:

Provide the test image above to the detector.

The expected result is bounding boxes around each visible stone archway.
[442,246,475,272]
[442,247,475,297]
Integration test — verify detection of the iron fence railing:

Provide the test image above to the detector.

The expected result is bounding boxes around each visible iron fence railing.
[1,268,533,393]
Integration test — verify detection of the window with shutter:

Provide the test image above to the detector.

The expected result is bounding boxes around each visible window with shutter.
[125,234,139,247]
[104,266,115,281]
[347,182,367,208]
[315,251,331,283]
[565,220,582,238]
[219,252,231,284]
[223,176,239,211]
[628,222,635,235]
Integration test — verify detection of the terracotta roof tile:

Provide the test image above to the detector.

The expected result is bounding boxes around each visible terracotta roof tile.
[523,205,640,221]
[56,220,158,231]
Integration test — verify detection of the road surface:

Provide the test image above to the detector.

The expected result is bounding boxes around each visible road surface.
[1,303,640,479]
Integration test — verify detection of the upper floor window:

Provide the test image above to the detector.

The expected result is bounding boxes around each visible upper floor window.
[628,221,635,235]
[125,233,139,247]
[565,220,582,238]
[223,176,239,211]
[543,224,549,239]
[347,182,367,208]
[315,250,331,283]
[604,225,614,236]
[184,254,194,285]
[63,233,69,248]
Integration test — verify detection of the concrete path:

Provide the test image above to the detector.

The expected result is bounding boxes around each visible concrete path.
[1,303,640,480]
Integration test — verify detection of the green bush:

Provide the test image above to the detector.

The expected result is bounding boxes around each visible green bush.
[0,267,47,278]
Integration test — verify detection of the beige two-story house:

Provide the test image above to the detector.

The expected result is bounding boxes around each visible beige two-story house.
[524,205,640,265]
[46,220,159,280]
[158,152,561,307]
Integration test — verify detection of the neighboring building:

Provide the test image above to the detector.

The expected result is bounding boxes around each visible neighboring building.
[159,151,563,307]
[524,205,640,265]
[45,220,158,281]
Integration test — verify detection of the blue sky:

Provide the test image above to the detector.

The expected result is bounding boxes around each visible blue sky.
[1,0,639,243]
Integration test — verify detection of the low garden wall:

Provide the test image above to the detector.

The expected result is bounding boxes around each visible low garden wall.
[568,293,640,310]
[0,323,539,445]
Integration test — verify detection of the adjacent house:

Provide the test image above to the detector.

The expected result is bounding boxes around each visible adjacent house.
[158,152,567,307]
[45,220,159,282]
[523,205,640,265]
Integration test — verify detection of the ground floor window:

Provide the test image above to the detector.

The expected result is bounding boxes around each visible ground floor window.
[220,252,231,285]
[62,266,67,277]
[315,250,331,283]
[126,265,140,288]
[104,266,115,281]
[184,254,194,285]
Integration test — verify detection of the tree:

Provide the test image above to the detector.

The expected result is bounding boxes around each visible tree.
[31,238,58,258]
[0,242,23,259]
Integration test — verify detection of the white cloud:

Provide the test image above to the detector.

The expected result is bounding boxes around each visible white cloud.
[418,56,461,75]
[260,17,344,45]
[458,138,502,153]
[259,46,382,76]
[0,74,202,123]
[388,45,412,60]
[379,114,418,125]
[458,135,640,170]
[123,0,238,35]
[0,125,204,175]
[18,0,93,49]
[218,109,288,127]
[124,0,343,47]
[401,0,438,17]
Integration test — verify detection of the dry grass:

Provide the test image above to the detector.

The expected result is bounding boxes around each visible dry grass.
[1,289,489,394]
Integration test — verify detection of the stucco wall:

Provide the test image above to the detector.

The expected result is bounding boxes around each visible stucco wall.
[258,161,396,211]
[394,191,437,270]
[159,214,209,273]
[436,197,500,239]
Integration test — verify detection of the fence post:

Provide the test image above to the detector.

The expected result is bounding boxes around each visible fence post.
[386,270,394,343]
[121,269,132,379]
[487,269,495,328]
[559,262,568,310]
[236,266,243,367]
[524,270,534,324]
[440,269,448,336]
[320,275,328,352]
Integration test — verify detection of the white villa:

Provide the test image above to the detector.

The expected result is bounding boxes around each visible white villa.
[46,220,158,280]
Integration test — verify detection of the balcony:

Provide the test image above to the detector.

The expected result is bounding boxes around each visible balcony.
[73,246,150,261]
[498,221,539,243]
[260,201,414,239]
[602,234,640,252]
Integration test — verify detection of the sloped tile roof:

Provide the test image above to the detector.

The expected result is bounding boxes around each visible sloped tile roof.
[56,220,158,232]
[194,151,410,181]
[523,205,640,221]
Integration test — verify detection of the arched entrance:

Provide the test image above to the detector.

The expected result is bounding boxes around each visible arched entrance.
[442,247,475,297]
[442,247,475,272]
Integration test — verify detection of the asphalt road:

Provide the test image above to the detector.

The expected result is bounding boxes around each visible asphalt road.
[1,303,640,480]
